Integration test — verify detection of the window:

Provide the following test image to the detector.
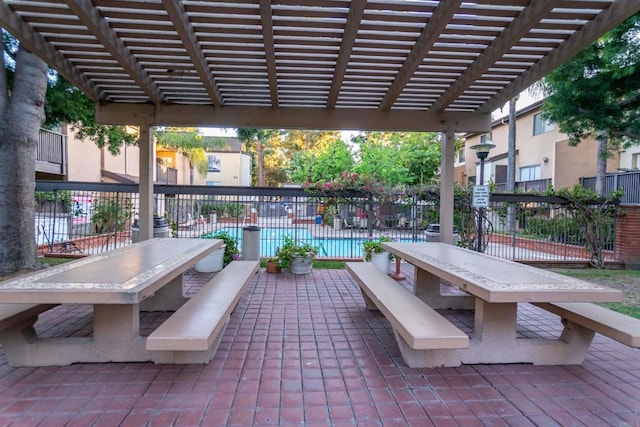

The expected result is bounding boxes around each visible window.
[455,149,465,164]
[207,154,221,172]
[533,113,554,135]
[632,153,639,170]
[480,132,493,143]
[519,165,541,181]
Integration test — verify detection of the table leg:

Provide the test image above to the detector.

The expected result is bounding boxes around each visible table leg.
[140,275,189,311]
[447,300,596,366]
[415,268,474,310]
[0,304,152,366]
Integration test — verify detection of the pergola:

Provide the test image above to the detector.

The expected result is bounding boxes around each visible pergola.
[2,0,638,241]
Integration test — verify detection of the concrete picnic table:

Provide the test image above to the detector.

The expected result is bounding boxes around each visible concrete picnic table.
[0,238,221,366]
[382,242,623,365]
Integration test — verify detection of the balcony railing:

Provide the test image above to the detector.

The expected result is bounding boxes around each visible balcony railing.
[37,129,67,176]
[156,164,178,185]
[581,171,640,204]
[494,179,551,193]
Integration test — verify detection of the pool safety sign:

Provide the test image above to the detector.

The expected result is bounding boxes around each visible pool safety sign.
[472,185,490,208]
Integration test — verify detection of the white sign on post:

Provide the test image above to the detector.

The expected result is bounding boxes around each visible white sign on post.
[472,185,490,208]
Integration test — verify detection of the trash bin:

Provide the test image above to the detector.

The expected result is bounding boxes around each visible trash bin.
[242,226,260,261]
[131,216,170,243]
[315,215,322,225]
[424,223,459,244]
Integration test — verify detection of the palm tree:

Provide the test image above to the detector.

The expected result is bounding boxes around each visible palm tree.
[154,128,224,184]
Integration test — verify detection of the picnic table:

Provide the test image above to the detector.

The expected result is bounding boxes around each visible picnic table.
[349,242,629,367]
[0,238,222,367]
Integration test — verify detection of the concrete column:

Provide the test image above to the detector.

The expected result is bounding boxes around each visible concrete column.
[138,124,154,241]
[439,130,456,245]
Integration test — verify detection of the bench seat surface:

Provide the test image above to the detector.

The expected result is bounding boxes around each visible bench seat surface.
[0,304,56,331]
[346,262,468,350]
[146,260,258,351]
[535,302,640,347]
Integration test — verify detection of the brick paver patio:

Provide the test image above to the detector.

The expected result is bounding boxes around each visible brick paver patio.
[0,265,638,426]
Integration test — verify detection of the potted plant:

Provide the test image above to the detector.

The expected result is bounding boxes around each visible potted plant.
[265,257,282,274]
[277,235,318,275]
[363,235,393,273]
[195,230,240,273]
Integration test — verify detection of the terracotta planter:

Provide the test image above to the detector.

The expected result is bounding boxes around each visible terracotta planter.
[266,260,281,274]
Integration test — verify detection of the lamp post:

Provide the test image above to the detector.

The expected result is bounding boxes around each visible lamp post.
[470,142,495,252]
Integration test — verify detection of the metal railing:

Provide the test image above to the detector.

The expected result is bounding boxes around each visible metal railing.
[156,164,178,185]
[581,171,640,204]
[494,178,551,193]
[34,181,616,263]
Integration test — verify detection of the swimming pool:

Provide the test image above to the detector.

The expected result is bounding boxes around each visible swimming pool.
[204,227,422,258]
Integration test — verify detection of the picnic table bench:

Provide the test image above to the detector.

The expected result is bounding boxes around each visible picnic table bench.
[346,262,468,368]
[368,242,627,367]
[148,260,259,363]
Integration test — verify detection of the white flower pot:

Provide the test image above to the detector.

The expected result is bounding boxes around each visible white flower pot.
[195,245,226,273]
[369,251,390,274]
[289,255,313,275]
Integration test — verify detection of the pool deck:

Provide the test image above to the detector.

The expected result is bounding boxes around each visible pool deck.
[1,264,638,426]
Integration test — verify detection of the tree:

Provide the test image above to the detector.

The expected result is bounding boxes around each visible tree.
[0,41,48,273]
[154,128,222,184]
[289,139,354,185]
[237,128,281,186]
[540,12,640,196]
[1,33,136,273]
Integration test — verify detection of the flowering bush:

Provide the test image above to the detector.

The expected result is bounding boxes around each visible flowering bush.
[362,234,392,261]
[302,172,385,194]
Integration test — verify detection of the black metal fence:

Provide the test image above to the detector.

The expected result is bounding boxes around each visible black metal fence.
[581,170,640,204]
[35,181,616,263]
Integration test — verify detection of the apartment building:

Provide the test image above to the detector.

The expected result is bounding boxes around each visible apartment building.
[459,101,621,192]
[37,125,251,186]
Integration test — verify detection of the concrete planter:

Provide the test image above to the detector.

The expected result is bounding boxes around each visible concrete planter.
[289,256,313,275]
[369,251,391,274]
[194,245,226,273]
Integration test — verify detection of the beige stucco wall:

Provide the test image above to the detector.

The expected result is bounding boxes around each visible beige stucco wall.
[102,144,140,180]
[64,125,103,182]
[64,124,141,182]
[63,124,206,184]
[463,104,620,189]
[205,152,252,186]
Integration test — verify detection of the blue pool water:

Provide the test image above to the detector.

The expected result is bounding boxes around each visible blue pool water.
[207,227,422,258]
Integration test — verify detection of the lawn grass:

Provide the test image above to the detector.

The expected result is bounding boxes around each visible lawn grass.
[553,268,640,319]
[42,257,75,267]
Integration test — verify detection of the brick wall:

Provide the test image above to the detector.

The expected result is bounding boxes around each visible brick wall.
[615,205,640,269]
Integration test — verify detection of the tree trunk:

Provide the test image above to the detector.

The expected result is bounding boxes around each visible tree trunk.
[0,47,48,273]
[506,96,518,234]
[257,137,265,186]
[595,132,608,197]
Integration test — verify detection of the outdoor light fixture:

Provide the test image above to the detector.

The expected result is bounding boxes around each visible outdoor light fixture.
[471,142,495,252]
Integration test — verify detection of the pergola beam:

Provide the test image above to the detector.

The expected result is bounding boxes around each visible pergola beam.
[479,0,640,113]
[327,0,366,109]
[259,0,279,107]
[430,0,559,112]
[96,103,491,133]
[163,0,223,108]
[0,2,101,102]
[64,0,163,105]
[378,0,462,112]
